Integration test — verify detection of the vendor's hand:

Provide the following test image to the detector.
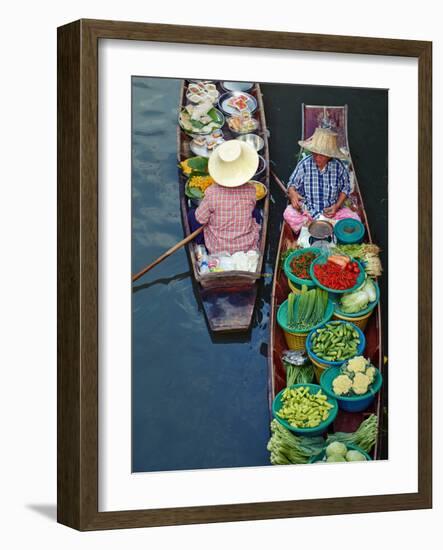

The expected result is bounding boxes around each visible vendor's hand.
[288,189,303,211]
[323,204,338,218]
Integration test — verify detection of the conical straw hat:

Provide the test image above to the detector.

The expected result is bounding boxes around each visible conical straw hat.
[298,127,348,160]
[208,140,259,188]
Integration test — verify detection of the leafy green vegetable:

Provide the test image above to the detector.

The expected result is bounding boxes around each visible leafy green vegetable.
[284,362,315,386]
[267,419,324,465]
[287,288,329,330]
[326,414,378,453]
[340,290,370,313]
[187,156,209,172]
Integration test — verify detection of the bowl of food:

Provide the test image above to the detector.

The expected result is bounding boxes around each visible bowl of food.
[334,278,380,318]
[310,254,366,293]
[309,442,371,463]
[249,180,267,201]
[179,103,225,136]
[218,91,257,116]
[272,383,338,436]
[319,357,383,412]
[283,247,322,288]
[227,112,259,135]
[186,81,219,105]
[306,320,366,373]
[235,133,264,152]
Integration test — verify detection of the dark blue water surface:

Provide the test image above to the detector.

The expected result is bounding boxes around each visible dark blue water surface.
[132,77,388,472]
[132,77,274,472]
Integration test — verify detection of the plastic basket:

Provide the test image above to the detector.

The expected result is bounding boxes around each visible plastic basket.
[334,218,365,245]
[309,442,372,463]
[272,383,338,436]
[309,256,366,294]
[277,297,334,351]
[320,365,383,412]
[283,248,322,288]
[306,321,366,382]
[333,280,380,331]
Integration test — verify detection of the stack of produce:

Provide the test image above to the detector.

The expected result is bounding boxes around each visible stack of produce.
[331,356,378,396]
[310,321,361,362]
[180,156,215,199]
[287,288,329,331]
[319,441,369,462]
[313,255,361,290]
[267,414,378,465]
[326,414,378,453]
[282,350,315,386]
[339,277,377,314]
[267,419,324,465]
[333,243,382,278]
[276,386,334,429]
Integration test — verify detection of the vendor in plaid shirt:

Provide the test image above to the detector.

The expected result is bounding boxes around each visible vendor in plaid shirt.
[284,127,360,233]
[189,140,261,254]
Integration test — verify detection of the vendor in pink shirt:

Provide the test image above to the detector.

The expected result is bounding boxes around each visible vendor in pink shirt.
[189,140,260,254]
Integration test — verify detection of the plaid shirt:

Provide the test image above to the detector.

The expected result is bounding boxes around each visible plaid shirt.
[195,183,259,254]
[288,155,351,216]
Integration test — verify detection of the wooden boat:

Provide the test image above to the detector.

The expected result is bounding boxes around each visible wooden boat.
[177,82,270,333]
[269,105,385,459]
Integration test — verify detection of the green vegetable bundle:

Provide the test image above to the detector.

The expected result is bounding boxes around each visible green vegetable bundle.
[326,414,378,453]
[267,419,324,465]
[311,321,360,362]
[285,362,315,386]
[287,288,329,331]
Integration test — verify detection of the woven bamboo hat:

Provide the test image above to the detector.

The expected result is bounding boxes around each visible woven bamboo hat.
[298,127,348,160]
[208,140,259,188]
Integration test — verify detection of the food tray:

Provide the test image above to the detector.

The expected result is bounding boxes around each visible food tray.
[218,92,257,115]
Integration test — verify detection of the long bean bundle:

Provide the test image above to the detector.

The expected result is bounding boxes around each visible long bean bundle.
[267,419,324,465]
[326,414,378,453]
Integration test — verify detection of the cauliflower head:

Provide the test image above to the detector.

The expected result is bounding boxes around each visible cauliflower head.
[352,372,370,395]
[365,366,377,383]
[332,374,353,396]
[346,356,367,373]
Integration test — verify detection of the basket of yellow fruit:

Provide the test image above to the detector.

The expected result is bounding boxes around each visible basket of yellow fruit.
[250,180,268,201]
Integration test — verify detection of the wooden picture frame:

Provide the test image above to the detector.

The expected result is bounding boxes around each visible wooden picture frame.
[57,19,432,530]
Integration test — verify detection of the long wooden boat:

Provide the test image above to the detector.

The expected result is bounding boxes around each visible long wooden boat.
[269,105,385,459]
[177,81,270,333]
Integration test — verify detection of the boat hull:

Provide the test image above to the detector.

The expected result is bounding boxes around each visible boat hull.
[177,81,270,333]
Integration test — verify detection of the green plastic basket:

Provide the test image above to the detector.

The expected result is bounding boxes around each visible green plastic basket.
[272,383,338,436]
[277,297,334,334]
[309,443,372,463]
[310,256,366,294]
[283,248,322,288]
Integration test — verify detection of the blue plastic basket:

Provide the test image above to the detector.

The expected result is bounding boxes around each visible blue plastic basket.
[320,364,383,412]
[272,383,338,436]
[306,321,366,368]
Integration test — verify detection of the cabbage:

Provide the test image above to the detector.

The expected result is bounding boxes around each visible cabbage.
[325,441,347,458]
[345,450,367,461]
[340,290,370,313]
[362,278,377,302]
[326,454,346,462]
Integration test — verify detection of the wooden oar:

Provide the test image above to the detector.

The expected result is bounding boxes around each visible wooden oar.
[132,226,204,282]
[271,169,288,196]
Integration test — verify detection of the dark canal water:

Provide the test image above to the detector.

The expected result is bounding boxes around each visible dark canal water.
[132,77,388,472]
